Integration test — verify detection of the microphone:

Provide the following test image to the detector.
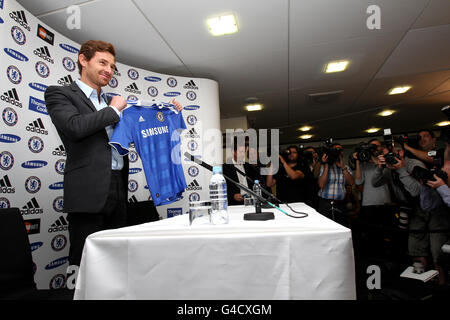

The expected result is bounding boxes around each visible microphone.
[185,152,292,220]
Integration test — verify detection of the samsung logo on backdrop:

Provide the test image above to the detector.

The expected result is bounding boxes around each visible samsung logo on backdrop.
[183,105,200,111]
[29,82,48,92]
[4,48,28,62]
[45,257,68,270]
[59,43,78,54]
[0,134,21,143]
[163,91,181,97]
[144,76,161,82]
[30,241,43,252]
[49,182,64,190]
[21,160,47,169]
[129,168,142,174]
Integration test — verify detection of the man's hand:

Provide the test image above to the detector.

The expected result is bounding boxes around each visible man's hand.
[377,154,386,168]
[110,95,127,112]
[426,175,446,189]
[170,98,183,112]
[386,156,405,170]
[233,193,244,202]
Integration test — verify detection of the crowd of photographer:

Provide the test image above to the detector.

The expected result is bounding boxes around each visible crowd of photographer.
[250,126,450,290]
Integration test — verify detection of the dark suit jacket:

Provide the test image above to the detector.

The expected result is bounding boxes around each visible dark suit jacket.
[223,162,256,206]
[44,82,129,213]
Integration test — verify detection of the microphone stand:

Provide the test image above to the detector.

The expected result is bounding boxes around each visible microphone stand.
[184,153,276,220]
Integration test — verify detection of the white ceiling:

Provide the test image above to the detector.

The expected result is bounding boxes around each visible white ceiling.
[17,0,450,145]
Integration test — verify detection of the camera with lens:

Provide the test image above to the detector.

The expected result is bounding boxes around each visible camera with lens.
[319,138,342,165]
[355,142,378,162]
[411,166,448,183]
[280,148,291,160]
[411,150,448,183]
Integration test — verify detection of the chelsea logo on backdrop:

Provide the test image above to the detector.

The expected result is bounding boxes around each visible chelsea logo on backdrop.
[128,68,139,80]
[62,57,76,72]
[167,77,177,88]
[10,26,26,45]
[108,77,118,88]
[2,107,18,127]
[25,176,41,194]
[0,151,14,170]
[35,61,50,78]
[7,65,22,84]
[28,136,44,153]
[147,86,158,97]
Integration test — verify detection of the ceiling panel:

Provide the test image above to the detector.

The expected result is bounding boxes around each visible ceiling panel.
[375,24,450,78]
[31,0,183,70]
[412,0,450,29]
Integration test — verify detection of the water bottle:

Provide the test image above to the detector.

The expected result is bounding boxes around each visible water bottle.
[209,166,228,224]
[252,180,262,213]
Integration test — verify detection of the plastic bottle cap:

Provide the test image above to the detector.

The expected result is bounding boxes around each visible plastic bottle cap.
[213,166,222,174]
[254,180,259,184]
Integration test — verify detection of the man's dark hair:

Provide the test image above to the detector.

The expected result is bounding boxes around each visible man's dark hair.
[418,128,435,139]
[77,40,116,75]
[368,138,380,144]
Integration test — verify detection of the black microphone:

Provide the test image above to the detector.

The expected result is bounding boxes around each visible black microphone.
[184,152,275,220]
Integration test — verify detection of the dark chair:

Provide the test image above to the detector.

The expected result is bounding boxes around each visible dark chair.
[0,208,73,300]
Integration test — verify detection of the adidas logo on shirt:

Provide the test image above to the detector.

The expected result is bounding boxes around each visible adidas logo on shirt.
[125,83,141,94]
[138,116,145,122]
[183,80,198,90]
[9,10,31,31]
[21,197,43,215]
[57,74,74,86]
[48,215,69,233]
[1,88,22,108]
[186,179,202,191]
[52,145,66,156]
[26,118,48,135]
[0,175,15,193]
[33,46,54,64]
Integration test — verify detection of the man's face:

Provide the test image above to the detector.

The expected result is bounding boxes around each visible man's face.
[79,51,115,88]
[288,147,298,162]
[419,131,436,151]
[370,140,383,154]
[234,146,246,164]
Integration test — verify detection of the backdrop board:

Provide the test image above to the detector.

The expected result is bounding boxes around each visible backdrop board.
[0,0,220,289]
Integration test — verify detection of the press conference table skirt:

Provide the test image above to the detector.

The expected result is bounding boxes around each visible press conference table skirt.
[73,202,356,300]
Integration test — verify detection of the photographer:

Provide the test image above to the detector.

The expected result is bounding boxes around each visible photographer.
[317,143,355,226]
[302,146,321,209]
[404,129,443,169]
[266,145,310,203]
[352,139,394,257]
[373,141,449,279]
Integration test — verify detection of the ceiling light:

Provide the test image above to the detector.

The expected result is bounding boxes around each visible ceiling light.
[299,126,312,132]
[325,60,349,73]
[299,134,313,140]
[207,14,238,36]
[388,86,411,95]
[245,104,262,111]
[365,128,380,133]
[436,121,450,127]
[378,110,395,117]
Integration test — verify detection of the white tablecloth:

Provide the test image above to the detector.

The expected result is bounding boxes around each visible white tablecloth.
[74,203,356,300]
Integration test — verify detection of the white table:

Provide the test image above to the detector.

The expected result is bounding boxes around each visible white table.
[74,203,356,300]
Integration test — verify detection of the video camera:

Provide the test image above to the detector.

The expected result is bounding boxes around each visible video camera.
[382,128,421,165]
[355,142,379,162]
[318,138,342,165]
[411,150,447,183]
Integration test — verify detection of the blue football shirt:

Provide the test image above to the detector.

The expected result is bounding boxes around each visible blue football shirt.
[110,105,187,206]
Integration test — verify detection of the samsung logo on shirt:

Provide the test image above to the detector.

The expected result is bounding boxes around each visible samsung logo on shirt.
[141,126,169,138]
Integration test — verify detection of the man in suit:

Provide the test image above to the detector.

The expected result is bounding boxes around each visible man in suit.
[223,144,255,206]
[45,40,182,267]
